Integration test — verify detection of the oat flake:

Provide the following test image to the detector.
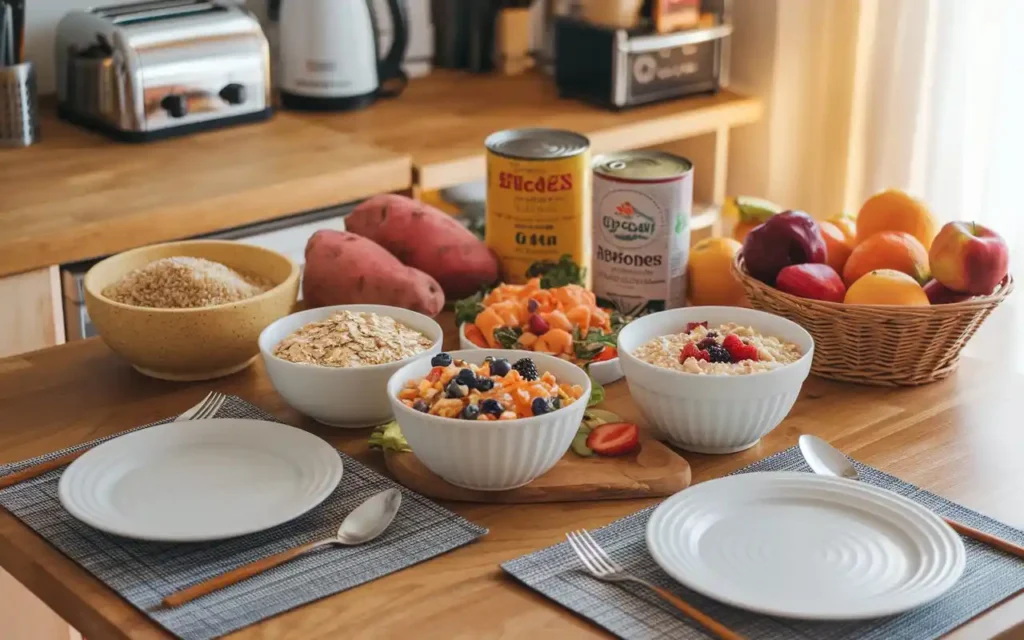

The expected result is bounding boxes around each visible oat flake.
[274,310,433,368]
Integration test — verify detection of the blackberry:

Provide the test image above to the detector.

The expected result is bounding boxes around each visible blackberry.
[461,404,481,420]
[697,337,718,350]
[489,357,512,377]
[455,368,476,386]
[412,399,429,413]
[706,344,732,363]
[480,398,504,416]
[531,397,552,416]
[511,358,539,381]
[431,353,452,367]
[445,379,467,398]
[472,376,495,391]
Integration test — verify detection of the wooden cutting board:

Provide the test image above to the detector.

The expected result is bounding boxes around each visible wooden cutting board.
[383,439,691,503]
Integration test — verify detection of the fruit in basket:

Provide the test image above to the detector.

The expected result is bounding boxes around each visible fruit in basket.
[302,230,445,316]
[928,221,1009,295]
[856,189,938,249]
[775,264,846,303]
[842,231,930,286]
[843,269,930,306]
[923,279,973,305]
[742,210,827,285]
[687,237,747,306]
[825,213,858,244]
[723,196,784,242]
[346,194,500,299]
[820,221,854,273]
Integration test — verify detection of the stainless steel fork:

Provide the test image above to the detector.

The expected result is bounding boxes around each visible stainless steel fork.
[0,391,229,489]
[566,529,744,640]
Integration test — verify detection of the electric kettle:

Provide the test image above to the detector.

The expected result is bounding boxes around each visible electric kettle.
[277,0,409,111]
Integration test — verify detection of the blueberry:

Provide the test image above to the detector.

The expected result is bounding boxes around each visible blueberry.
[531,397,552,416]
[489,357,511,377]
[445,379,467,398]
[461,404,481,420]
[455,368,476,386]
[412,399,429,413]
[431,352,452,367]
[480,398,504,415]
[473,377,495,391]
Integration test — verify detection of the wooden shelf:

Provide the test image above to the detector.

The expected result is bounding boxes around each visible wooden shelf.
[0,111,411,278]
[305,70,764,191]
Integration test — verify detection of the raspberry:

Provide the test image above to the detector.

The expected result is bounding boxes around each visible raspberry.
[706,344,732,363]
[685,321,709,332]
[680,342,710,363]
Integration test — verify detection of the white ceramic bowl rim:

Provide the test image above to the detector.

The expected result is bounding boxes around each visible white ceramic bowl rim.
[617,306,815,381]
[388,349,592,428]
[85,240,301,314]
[259,304,444,373]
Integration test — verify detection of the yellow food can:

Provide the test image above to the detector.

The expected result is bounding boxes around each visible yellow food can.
[485,128,592,285]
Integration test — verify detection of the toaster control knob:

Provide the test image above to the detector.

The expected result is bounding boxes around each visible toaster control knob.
[161,95,188,118]
[219,83,247,105]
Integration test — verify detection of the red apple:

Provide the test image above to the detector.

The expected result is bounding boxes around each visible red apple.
[929,222,1009,294]
[742,210,828,285]
[922,279,973,304]
[776,263,846,303]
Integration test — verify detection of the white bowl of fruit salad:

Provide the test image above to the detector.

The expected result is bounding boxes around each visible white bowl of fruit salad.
[387,349,591,491]
[456,272,625,385]
[617,306,813,454]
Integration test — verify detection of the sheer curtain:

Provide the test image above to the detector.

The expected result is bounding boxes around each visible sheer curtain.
[854,0,1024,256]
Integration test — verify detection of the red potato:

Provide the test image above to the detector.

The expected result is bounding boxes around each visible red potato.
[346,194,499,299]
[303,230,445,317]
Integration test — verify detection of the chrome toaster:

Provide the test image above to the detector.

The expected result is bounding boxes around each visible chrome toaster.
[55,0,272,142]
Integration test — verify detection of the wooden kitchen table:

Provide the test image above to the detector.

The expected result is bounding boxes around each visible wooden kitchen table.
[0,313,1022,640]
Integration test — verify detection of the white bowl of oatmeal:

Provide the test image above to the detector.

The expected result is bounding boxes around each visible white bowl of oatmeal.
[618,306,813,454]
[259,305,442,428]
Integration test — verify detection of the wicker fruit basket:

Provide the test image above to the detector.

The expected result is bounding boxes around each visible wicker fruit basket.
[732,254,1015,386]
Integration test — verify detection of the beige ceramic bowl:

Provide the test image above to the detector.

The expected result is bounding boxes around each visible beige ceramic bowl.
[85,240,300,381]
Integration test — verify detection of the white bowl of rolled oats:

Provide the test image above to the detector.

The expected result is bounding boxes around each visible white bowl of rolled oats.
[259,305,443,428]
[618,306,813,454]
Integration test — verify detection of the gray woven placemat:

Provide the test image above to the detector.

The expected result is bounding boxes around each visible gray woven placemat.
[502,446,1024,640]
[0,396,487,640]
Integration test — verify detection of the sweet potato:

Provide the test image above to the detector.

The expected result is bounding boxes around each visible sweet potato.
[346,194,499,299]
[303,230,444,317]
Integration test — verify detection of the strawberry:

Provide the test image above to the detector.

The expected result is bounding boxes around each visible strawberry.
[680,342,710,363]
[586,422,640,456]
[528,314,550,335]
[685,321,709,332]
[733,343,760,362]
[722,333,744,354]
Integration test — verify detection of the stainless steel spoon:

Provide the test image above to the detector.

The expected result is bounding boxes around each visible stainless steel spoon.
[798,434,1024,559]
[163,488,403,607]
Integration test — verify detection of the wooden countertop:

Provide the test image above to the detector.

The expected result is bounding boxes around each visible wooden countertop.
[0,110,411,278]
[304,71,764,191]
[0,313,1021,640]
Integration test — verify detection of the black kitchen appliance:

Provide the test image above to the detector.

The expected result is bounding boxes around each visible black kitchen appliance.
[554,5,731,110]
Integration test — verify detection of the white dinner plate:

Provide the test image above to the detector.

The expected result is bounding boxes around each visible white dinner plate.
[646,472,965,620]
[59,419,343,542]
[458,323,623,385]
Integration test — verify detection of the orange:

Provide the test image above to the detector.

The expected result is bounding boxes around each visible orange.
[820,221,854,274]
[856,189,938,249]
[687,238,747,306]
[826,214,857,244]
[842,231,930,286]
[844,269,930,306]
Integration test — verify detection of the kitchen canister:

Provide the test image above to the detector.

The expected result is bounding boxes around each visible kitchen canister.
[0,61,38,147]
